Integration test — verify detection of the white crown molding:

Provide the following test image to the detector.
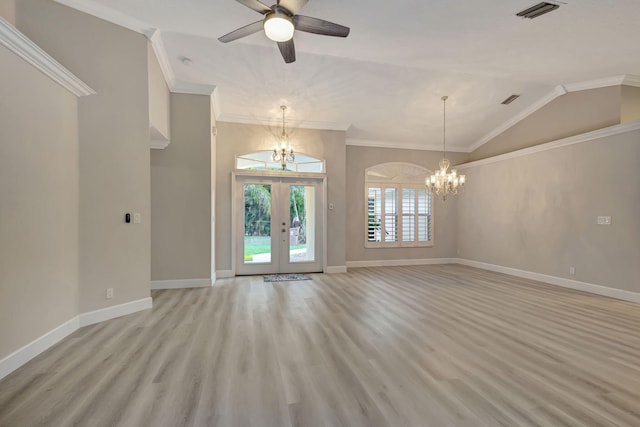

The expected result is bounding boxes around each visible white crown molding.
[346,138,468,153]
[171,81,217,96]
[53,0,151,36]
[0,17,95,97]
[563,75,626,92]
[470,74,640,153]
[217,112,351,132]
[0,297,152,380]
[346,258,456,268]
[458,120,640,170]
[468,85,566,152]
[455,258,640,304]
[53,0,178,91]
[151,278,212,290]
[147,29,175,88]
[622,74,640,87]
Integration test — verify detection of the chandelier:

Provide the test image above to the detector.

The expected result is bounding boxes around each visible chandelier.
[427,96,466,201]
[272,105,295,170]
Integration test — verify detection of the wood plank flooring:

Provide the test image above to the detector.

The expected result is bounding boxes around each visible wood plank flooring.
[1,265,640,426]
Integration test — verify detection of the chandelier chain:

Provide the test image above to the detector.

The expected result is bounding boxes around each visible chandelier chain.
[427,95,465,201]
[272,105,295,170]
[442,95,447,160]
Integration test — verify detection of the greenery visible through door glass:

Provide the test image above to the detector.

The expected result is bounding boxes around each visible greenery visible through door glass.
[290,186,307,244]
[243,183,305,262]
[244,184,271,236]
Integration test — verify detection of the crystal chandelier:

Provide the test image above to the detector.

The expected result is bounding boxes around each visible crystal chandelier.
[272,105,295,170]
[427,96,465,201]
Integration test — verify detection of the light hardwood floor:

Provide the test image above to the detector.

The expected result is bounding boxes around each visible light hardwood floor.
[1,265,640,427]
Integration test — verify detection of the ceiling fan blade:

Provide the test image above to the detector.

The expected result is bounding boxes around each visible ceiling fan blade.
[277,0,308,14]
[277,39,296,63]
[236,0,272,14]
[293,15,350,37]
[218,20,264,43]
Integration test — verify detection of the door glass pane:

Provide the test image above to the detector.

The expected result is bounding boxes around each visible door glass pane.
[243,184,271,264]
[290,185,315,263]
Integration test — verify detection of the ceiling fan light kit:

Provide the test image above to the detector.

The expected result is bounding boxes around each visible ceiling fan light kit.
[264,12,294,42]
[219,0,350,63]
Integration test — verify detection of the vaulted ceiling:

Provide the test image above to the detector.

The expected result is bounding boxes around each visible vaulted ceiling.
[54,0,640,151]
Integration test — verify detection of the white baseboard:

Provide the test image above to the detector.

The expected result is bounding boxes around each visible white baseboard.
[79,297,153,327]
[0,296,153,380]
[151,278,212,290]
[215,270,234,279]
[455,258,640,304]
[0,316,79,380]
[346,258,456,268]
[325,266,347,274]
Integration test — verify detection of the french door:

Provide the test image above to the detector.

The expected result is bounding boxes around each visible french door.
[235,175,324,275]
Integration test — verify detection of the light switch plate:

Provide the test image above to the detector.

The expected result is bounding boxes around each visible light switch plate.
[133,213,141,224]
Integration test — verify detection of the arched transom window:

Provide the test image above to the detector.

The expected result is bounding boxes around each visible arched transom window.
[365,162,434,248]
[236,151,324,173]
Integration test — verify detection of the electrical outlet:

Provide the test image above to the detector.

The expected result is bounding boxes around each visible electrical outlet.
[133,213,141,224]
[569,267,576,276]
[597,216,611,225]
[106,288,114,299]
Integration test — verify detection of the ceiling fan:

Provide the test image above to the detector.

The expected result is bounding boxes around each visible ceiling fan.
[218,0,350,64]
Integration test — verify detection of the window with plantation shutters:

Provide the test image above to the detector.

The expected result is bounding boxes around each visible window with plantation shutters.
[365,163,433,248]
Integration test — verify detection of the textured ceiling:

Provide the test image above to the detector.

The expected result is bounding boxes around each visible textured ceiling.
[54,0,640,151]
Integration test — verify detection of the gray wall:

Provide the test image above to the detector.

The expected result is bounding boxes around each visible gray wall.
[215,122,346,272]
[346,145,467,263]
[18,0,151,312]
[621,85,640,123]
[0,0,15,24]
[469,86,621,161]
[151,94,213,281]
[0,45,79,358]
[458,128,640,293]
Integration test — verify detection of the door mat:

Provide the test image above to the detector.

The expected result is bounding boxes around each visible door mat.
[264,274,311,282]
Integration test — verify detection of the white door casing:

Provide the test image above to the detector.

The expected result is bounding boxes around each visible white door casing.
[234,172,325,275]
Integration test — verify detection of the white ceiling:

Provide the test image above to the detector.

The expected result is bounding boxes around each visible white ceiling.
[54,0,640,151]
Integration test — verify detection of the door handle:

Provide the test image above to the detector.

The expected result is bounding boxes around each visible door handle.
[282,222,286,226]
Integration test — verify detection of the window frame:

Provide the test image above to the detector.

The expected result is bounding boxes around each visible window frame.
[364,163,434,249]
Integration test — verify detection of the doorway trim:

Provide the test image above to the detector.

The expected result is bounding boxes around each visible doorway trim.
[231,170,327,277]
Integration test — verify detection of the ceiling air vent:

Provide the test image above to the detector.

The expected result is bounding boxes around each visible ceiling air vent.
[516,2,560,19]
[501,94,521,105]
